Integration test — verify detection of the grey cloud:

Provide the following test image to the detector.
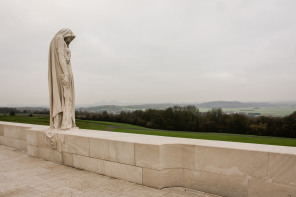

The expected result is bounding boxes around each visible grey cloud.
[0,0,296,106]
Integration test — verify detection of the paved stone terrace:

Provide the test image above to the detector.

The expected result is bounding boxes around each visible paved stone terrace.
[0,145,219,197]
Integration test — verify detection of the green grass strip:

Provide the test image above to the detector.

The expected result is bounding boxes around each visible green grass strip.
[1,115,295,147]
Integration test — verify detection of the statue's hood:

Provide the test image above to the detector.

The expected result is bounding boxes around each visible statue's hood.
[56,28,75,40]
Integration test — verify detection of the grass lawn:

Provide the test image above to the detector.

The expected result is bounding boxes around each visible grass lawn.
[1,115,296,147]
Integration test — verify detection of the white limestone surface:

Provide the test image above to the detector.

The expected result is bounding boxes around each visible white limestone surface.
[1,121,296,197]
[0,145,220,197]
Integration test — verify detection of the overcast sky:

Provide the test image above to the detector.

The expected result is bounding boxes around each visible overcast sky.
[0,0,296,106]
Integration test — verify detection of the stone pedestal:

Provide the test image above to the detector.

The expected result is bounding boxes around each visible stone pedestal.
[1,121,296,197]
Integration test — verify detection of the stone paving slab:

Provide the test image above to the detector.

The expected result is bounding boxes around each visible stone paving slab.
[0,145,220,197]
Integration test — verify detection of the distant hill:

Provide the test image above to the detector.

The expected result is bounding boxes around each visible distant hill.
[78,101,275,113]
[78,105,124,113]
[195,101,272,108]
[2,101,295,115]
[123,103,187,110]
[77,103,182,113]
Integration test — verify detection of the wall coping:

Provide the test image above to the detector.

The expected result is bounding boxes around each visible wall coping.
[1,120,296,155]
[1,121,296,197]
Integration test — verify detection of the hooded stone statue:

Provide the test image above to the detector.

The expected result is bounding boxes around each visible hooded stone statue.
[48,28,76,130]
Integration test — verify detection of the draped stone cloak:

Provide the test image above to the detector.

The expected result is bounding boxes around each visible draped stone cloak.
[48,29,76,129]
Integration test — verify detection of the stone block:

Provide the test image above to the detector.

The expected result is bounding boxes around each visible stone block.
[0,124,4,136]
[268,153,296,187]
[135,143,161,169]
[135,143,195,170]
[184,169,248,197]
[161,144,195,169]
[21,140,27,151]
[55,133,64,152]
[38,147,63,163]
[248,179,296,197]
[26,130,37,146]
[37,130,64,151]
[89,138,108,160]
[143,168,183,189]
[104,160,142,184]
[73,154,104,174]
[36,131,51,148]
[3,125,18,138]
[62,135,89,156]
[27,145,38,157]
[0,136,4,145]
[1,136,9,146]
[19,128,27,140]
[63,152,73,167]
[90,138,135,165]
[195,146,268,179]
[1,136,22,149]
[3,125,28,140]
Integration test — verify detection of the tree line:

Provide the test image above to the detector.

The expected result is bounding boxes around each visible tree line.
[77,106,296,138]
[2,106,295,138]
[0,107,49,116]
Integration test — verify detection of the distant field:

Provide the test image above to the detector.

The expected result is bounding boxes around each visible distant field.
[198,107,296,117]
[120,107,296,117]
[1,105,295,117]
[1,115,296,147]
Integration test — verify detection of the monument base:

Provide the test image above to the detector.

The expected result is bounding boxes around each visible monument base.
[1,121,296,197]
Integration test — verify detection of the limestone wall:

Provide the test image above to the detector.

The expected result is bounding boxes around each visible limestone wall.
[0,121,296,197]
